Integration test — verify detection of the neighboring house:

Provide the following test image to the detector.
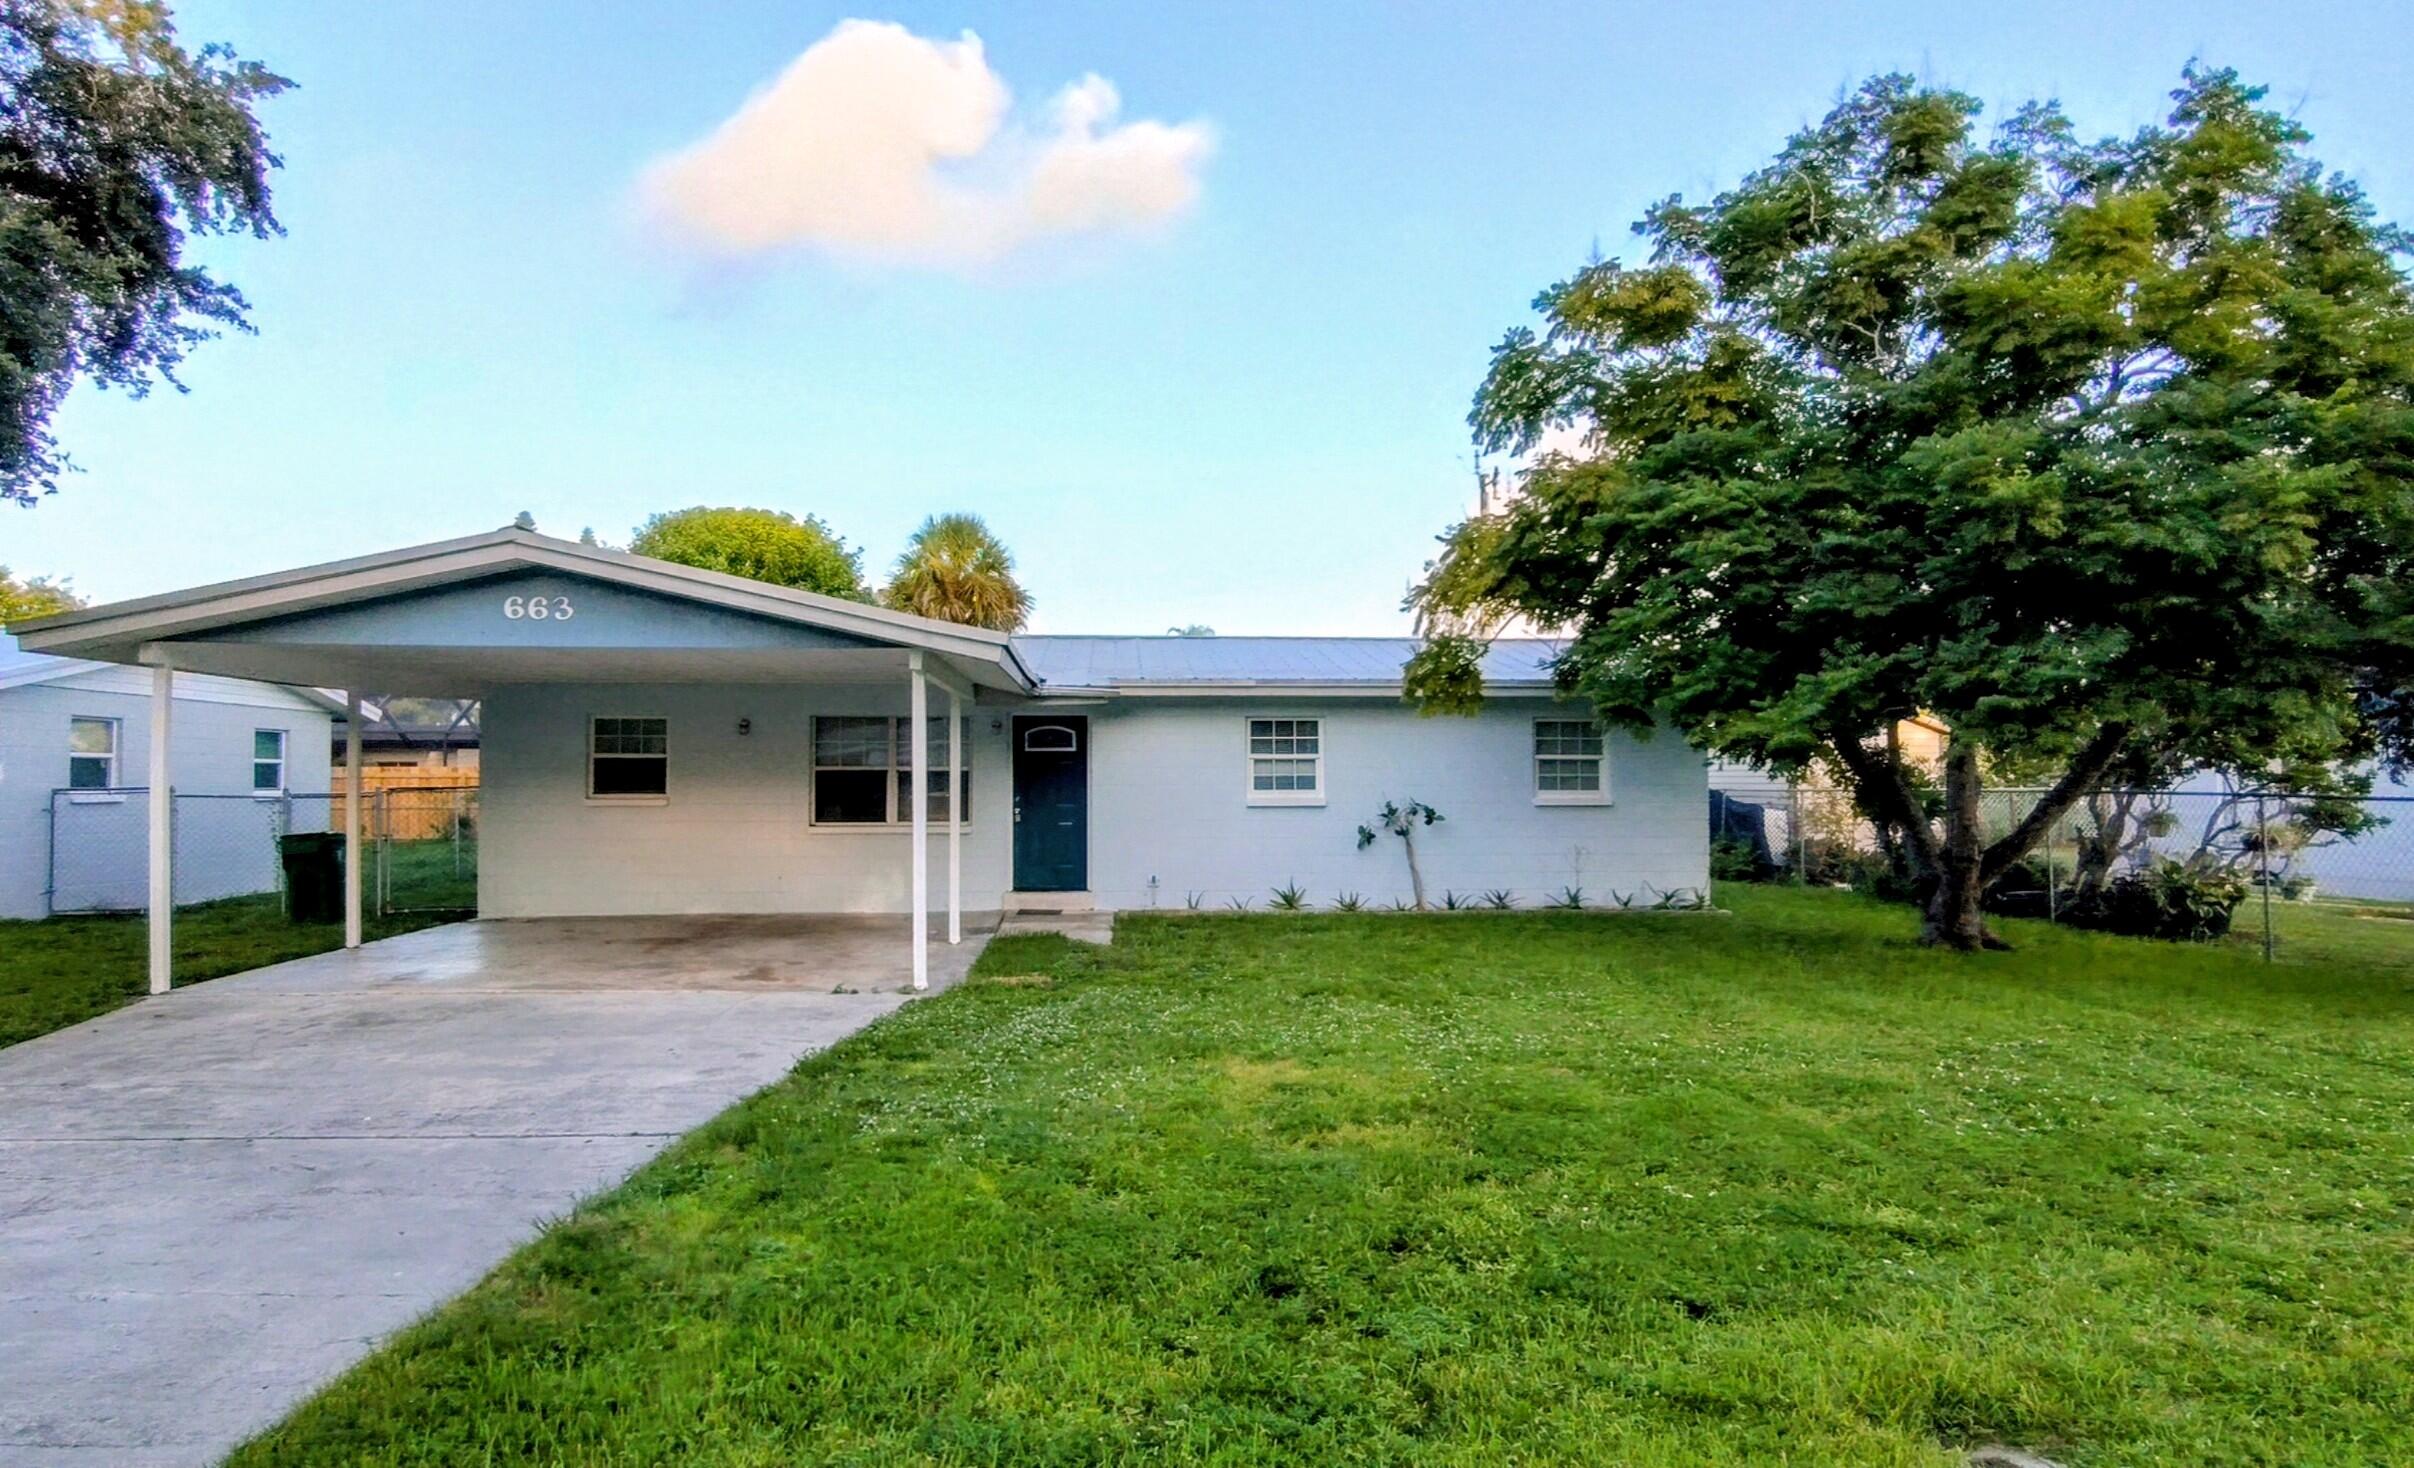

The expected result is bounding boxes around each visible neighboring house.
[14,529,1709,984]
[1705,713,1953,858]
[0,632,336,919]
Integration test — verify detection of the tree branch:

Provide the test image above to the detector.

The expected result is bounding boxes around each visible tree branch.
[1827,732,1940,874]
[1978,722,2135,882]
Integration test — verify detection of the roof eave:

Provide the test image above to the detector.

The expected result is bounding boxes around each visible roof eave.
[16,529,1035,692]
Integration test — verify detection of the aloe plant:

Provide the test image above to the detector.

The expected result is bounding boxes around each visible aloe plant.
[1482,888,1516,910]
[1333,892,1366,912]
[1549,885,1586,910]
[1270,882,1309,911]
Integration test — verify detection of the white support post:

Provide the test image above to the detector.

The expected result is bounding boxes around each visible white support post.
[344,691,363,949]
[909,654,930,991]
[947,686,963,945]
[147,662,175,995]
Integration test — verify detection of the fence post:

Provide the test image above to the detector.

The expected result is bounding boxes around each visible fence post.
[2257,794,2274,962]
[2045,813,2058,924]
[1791,780,1806,883]
[376,788,391,917]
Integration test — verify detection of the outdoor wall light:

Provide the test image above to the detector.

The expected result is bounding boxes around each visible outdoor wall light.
[737,717,752,736]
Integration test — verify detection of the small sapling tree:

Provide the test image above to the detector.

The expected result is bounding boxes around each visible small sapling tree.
[1357,799,1443,910]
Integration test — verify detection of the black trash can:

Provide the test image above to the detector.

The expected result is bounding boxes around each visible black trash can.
[279,832,345,925]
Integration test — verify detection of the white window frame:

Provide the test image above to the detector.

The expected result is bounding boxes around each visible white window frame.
[587,715,670,804]
[252,728,288,796]
[808,715,971,829]
[1533,717,1610,805]
[67,715,121,795]
[1245,715,1325,807]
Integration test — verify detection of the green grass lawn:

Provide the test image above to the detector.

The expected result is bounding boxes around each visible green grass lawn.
[0,877,462,1051]
[227,886,2412,1466]
[2261,895,2414,977]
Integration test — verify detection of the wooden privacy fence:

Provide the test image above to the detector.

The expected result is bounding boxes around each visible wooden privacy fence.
[330,766,479,842]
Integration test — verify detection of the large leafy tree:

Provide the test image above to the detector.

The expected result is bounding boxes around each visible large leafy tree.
[629,506,869,601]
[2,0,289,505]
[1409,68,2414,948]
[881,513,1032,631]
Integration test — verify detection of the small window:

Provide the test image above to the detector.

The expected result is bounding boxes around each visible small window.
[813,716,971,825]
[68,717,119,790]
[1247,717,1323,805]
[1534,718,1608,804]
[589,716,668,799]
[252,729,287,793]
[1023,725,1079,753]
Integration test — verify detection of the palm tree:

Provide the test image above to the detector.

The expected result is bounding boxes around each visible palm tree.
[880,514,1033,631]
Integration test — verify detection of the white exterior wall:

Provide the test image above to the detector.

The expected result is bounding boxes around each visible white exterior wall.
[1083,698,1708,911]
[478,682,1012,918]
[476,685,1709,918]
[0,671,334,919]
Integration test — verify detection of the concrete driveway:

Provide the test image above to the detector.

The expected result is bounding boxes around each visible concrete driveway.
[0,916,992,1467]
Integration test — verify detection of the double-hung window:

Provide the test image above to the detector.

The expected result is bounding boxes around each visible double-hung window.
[1533,718,1608,803]
[589,716,669,799]
[68,717,119,790]
[252,729,287,793]
[1247,717,1323,805]
[812,716,970,825]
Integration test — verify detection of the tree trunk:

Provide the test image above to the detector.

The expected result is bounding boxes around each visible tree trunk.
[1921,739,2002,949]
[1402,829,1428,911]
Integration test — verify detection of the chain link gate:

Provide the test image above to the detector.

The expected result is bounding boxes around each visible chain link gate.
[45,788,477,919]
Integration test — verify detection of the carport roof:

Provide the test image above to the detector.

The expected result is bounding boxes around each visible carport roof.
[13,527,1039,695]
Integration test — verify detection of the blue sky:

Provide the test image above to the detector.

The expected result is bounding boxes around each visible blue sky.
[9,0,2409,633]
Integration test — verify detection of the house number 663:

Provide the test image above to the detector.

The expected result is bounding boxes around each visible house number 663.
[502,595,574,621]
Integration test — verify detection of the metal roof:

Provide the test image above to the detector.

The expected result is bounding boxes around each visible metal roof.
[1011,635,1565,689]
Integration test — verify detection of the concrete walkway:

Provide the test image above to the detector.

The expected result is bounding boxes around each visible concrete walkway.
[0,915,992,1467]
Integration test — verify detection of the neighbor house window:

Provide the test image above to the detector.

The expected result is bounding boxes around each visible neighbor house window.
[68,717,119,790]
[588,716,668,799]
[1247,717,1323,805]
[252,729,287,793]
[812,716,970,826]
[1534,718,1608,803]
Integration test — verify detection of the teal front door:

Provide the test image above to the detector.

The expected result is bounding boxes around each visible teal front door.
[1012,717,1088,891]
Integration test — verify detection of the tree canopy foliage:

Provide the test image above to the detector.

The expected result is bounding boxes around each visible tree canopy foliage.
[1,0,289,504]
[881,513,1032,631]
[629,506,868,601]
[0,562,81,625]
[1409,67,2414,947]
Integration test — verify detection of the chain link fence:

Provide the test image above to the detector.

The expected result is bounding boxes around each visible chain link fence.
[45,788,477,919]
[1710,773,2414,966]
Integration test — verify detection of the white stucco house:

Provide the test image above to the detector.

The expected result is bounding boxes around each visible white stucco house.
[0,632,336,919]
[14,528,1709,988]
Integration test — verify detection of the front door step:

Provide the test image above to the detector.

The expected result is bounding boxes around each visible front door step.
[1004,890,1095,914]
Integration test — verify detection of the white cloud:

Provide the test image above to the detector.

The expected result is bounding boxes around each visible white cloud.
[636,20,1214,270]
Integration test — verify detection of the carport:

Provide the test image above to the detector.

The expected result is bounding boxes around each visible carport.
[13,526,1043,994]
